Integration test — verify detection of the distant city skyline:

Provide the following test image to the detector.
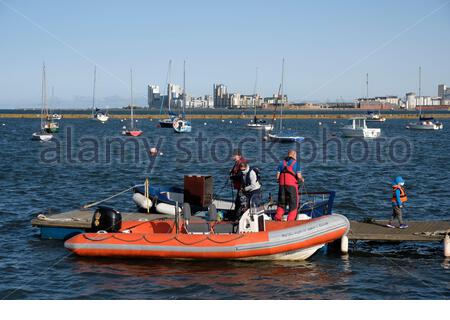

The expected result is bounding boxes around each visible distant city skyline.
[1,0,449,108]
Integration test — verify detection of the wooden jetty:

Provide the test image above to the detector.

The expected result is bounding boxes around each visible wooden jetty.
[349,220,450,242]
[31,210,450,257]
[342,220,450,257]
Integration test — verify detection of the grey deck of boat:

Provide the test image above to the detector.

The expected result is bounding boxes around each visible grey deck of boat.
[31,209,174,229]
[31,210,450,243]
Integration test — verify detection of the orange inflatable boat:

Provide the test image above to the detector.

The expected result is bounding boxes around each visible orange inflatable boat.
[65,212,349,260]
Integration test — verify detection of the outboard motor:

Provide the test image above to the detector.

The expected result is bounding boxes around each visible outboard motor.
[91,206,122,232]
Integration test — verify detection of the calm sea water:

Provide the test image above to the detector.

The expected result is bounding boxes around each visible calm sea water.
[0,116,449,299]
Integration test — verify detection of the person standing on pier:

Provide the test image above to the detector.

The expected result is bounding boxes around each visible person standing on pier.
[229,149,248,220]
[237,162,262,214]
[274,150,304,221]
[386,176,408,229]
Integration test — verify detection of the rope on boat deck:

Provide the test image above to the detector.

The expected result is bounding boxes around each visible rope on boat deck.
[82,184,144,209]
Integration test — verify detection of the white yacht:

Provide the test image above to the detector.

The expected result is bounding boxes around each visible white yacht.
[342,118,381,138]
[32,63,54,141]
[264,59,304,143]
[247,117,274,131]
[91,66,110,123]
[366,111,386,122]
[406,116,443,130]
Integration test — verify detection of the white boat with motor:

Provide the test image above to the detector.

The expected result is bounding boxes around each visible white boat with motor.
[342,118,381,138]
[32,131,53,141]
[267,131,305,143]
[366,111,386,122]
[406,116,443,130]
[247,117,274,131]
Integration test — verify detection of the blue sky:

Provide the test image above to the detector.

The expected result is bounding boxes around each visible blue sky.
[0,0,449,108]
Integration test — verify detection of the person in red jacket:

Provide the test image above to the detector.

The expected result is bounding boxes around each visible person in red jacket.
[229,149,247,190]
[274,150,304,221]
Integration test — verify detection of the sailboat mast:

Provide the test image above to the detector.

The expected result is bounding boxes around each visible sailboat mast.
[183,60,186,117]
[419,66,422,117]
[279,58,285,132]
[418,66,422,97]
[41,63,47,130]
[51,86,55,108]
[253,67,258,118]
[167,59,172,113]
[92,66,96,117]
[130,68,134,129]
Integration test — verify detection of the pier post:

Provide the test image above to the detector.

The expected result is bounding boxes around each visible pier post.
[444,234,450,258]
[341,235,349,254]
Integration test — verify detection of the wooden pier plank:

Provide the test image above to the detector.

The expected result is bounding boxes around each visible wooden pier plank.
[349,220,450,241]
[31,209,173,229]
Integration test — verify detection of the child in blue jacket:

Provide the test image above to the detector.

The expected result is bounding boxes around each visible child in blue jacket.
[386,176,408,229]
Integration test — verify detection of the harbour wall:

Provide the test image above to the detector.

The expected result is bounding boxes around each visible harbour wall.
[1,113,450,119]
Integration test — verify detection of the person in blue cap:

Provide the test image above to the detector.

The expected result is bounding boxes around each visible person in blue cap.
[386,176,408,229]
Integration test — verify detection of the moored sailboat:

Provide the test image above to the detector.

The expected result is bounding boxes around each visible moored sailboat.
[173,60,192,133]
[406,66,443,130]
[266,59,304,143]
[32,63,53,141]
[366,110,386,122]
[159,60,177,128]
[246,67,273,131]
[91,66,109,123]
[122,69,143,137]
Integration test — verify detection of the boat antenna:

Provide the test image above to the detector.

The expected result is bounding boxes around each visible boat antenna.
[279,58,285,132]
[366,73,369,99]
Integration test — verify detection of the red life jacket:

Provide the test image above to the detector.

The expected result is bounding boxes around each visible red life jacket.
[279,159,298,186]
[230,158,247,189]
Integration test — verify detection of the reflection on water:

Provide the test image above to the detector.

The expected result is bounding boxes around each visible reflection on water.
[69,255,352,299]
[0,118,449,299]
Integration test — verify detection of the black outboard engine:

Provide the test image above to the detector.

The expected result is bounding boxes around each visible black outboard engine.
[90,206,122,232]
